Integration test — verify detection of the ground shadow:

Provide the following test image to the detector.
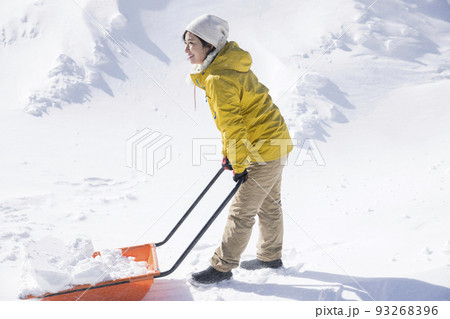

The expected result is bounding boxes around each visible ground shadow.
[228,268,450,301]
[115,0,171,64]
[141,279,194,301]
[230,280,346,301]
[141,270,450,301]
[408,0,450,23]
[298,271,450,301]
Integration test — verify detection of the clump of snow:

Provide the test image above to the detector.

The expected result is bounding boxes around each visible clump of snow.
[25,55,92,116]
[18,236,149,298]
[110,13,127,30]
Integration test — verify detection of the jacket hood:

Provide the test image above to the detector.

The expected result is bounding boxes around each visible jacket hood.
[209,41,252,73]
[190,41,252,75]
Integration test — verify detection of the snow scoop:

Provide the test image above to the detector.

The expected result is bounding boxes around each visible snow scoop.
[21,167,242,301]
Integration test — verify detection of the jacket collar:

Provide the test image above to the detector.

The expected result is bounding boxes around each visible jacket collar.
[189,40,227,75]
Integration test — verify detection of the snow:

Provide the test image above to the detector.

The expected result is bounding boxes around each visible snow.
[1,0,450,307]
[18,236,149,298]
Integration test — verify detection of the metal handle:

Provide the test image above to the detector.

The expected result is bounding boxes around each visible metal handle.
[155,167,225,247]
[155,177,243,278]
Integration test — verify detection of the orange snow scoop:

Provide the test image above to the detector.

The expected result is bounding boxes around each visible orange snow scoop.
[22,244,160,301]
[21,167,242,301]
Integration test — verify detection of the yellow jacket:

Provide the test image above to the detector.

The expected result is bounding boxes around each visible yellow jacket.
[191,41,293,173]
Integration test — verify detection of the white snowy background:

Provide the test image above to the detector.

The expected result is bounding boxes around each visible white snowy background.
[1,0,450,304]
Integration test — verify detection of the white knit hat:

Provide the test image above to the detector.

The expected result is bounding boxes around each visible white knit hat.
[185,14,229,48]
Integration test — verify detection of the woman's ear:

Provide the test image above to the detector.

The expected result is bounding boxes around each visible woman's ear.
[205,44,215,55]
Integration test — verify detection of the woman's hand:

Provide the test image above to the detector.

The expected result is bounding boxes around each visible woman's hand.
[222,157,233,170]
[233,169,248,183]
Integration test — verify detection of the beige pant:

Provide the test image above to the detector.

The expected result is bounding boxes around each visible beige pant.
[211,156,287,272]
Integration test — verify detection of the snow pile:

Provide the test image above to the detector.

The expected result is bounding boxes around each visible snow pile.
[0,0,122,115]
[18,236,149,298]
[25,55,93,116]
[349,0,445,62]
[280,73,353,143]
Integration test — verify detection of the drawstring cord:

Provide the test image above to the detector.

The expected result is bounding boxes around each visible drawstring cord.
[194,85,197,111]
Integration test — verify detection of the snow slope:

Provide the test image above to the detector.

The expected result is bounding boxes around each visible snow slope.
[1,0,450,303]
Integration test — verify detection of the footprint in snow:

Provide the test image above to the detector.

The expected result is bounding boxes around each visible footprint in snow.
[83,177,114,187]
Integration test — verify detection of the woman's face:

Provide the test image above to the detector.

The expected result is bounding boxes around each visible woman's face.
[184,31,210,64]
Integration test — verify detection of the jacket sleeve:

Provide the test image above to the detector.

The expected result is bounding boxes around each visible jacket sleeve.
[205,75,250,174]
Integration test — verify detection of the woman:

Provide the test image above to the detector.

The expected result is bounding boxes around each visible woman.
[184,14,293,284]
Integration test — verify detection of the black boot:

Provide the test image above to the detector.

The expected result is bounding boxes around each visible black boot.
[191,266,232,284]
[240,258,283,270]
